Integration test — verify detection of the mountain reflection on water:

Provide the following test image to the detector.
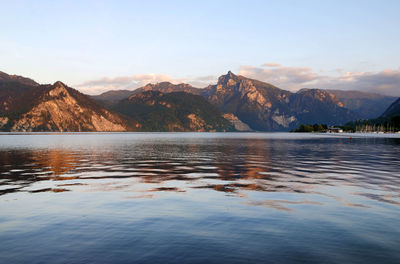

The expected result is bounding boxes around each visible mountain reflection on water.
[1,133,400,264]
[1,133,399,210]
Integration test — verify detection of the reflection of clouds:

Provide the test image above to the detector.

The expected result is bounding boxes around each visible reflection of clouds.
[124,194,154,199]
[353,192,400,206]
[0,137,399,210]
[247,200,323,212]
[311,191,370,208]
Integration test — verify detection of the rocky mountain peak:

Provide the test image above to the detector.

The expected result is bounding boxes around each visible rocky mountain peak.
[217,71,241,86]
[53,81,67,88]
[49,81,70,97]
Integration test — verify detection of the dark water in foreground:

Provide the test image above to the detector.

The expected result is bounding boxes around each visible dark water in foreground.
[0,133,399,263]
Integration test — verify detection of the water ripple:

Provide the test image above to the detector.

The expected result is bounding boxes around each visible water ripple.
[0,134,399,211]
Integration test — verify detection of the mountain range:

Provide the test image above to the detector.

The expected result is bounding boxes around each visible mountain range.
[0,70,398,132]
[0,72,137,132]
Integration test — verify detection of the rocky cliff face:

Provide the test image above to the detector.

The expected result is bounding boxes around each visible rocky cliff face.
[201,72,357,130]
[222,113,252,131]
[201,71,294,130]
[0,80,138,132]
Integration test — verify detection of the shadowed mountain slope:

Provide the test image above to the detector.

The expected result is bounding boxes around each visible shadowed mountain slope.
[381,97,400,118]
[327,89,396,119]
[111,91,234,132]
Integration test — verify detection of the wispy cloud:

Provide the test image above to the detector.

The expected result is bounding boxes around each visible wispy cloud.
[239,63,400,96]
[76,63,400,96]
[76,74,217,95]
[328,69,400,96]
[239,63,323,90]
[76,74,177,95]
[262,62,281,67]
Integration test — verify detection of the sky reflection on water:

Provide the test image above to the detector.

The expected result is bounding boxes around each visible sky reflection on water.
[0,133,399,263]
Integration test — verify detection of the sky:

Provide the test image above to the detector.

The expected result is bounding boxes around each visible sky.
[1,0,400,96]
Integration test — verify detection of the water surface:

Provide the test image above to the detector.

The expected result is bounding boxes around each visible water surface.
[0,133,399,263]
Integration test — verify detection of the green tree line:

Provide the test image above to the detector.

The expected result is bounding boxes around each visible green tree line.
[291,124,327,132]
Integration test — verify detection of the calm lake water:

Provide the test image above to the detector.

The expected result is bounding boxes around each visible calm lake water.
[0,133,399,263]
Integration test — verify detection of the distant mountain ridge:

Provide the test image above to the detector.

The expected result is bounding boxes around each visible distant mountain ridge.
[92,89,134,102]
[326,89,396,119]
[344,96,400,132]
[111,91,234,132]
[134,82,201,95]
[94,71,395,131]
[381,97,400,117]
[0,70,397,132]
[92,82,201,103]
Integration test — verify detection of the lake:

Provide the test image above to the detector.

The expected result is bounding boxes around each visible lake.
[0,133,399,263]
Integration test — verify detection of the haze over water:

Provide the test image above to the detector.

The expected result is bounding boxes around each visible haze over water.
[0,133,399,263]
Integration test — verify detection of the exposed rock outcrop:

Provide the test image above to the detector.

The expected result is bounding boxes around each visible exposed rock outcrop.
[1,80,138,132]
[201,71,356,130]
[222,113,252,131]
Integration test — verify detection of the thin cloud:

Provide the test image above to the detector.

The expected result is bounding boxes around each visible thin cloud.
[262,62,281,67]
[239,64,323,90]
[187,75,218,88]
[76,73,217,95]
[308,68,400,96]
[76,74,180,95]
[76,64,400,97]
[331,69,400,96]
[239,63,400,96]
